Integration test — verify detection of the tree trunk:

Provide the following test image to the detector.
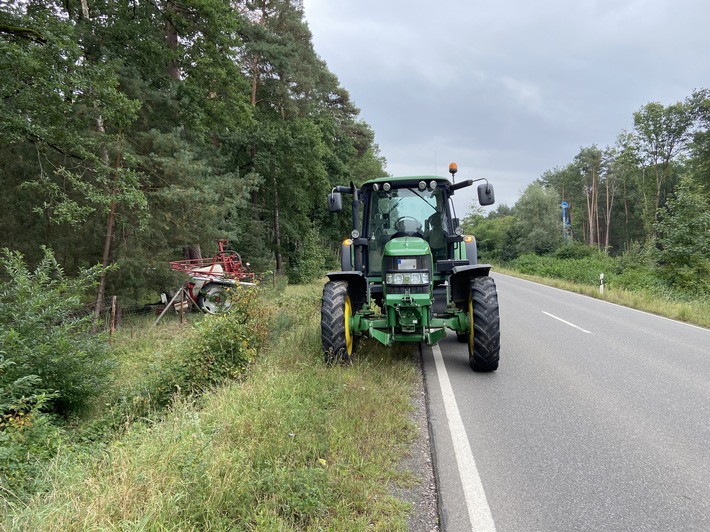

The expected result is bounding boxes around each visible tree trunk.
[639,166,654,240]
[166,1,180,80]
[623,180,629,249]
[183,245,202,260]
[76,0,115,325]
[652,161,669,240]
[584,185,594,246]
[604,177,617,252]
[92,113,115,325]
[273,177,282,273]
[251,57,259,106]
[93,196,116,326]
[593,168,601,248]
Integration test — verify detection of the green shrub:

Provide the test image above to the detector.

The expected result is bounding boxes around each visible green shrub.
[0,356,66,500]
[0,248,113,417]
[184,312,257,387]
[609,243,663,292]
[0,248,113,500]
[655,175,710,296]
[184,284,270,388]
[553,242,597,260]
[507,243,709,308]
[509,250,615,286]
[0,403,65,499]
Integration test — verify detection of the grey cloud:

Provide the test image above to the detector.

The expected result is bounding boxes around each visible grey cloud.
[304,0,710,209]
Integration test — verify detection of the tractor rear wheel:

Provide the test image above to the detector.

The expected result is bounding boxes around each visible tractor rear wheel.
[321,281,354,364]
[467,276,500,372]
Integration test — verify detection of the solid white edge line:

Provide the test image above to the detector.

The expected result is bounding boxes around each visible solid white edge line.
[432,344,496,532]
[542,311,592,334]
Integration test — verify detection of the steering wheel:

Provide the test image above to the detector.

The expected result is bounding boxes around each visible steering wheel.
[394,216,423,237]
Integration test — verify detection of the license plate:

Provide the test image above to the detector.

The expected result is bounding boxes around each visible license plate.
[397,258,417,270]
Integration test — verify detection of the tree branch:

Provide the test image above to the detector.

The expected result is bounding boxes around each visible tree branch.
[0,24,47,44]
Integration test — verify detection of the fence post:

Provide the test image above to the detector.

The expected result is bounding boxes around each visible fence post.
[154,288,181,326]
[180,288,185,324]
[110,296,118,341]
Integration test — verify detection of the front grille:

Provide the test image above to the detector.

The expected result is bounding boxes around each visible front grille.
[387,285,429,295]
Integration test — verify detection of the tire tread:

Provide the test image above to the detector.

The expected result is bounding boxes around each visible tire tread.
[321,281,350,363]
[469,276,500,372]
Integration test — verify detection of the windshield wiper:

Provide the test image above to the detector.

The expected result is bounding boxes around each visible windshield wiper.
[409,188,438,213]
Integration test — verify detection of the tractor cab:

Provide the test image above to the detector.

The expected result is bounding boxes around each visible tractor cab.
[328,163,495,284]
[364,179,451,276]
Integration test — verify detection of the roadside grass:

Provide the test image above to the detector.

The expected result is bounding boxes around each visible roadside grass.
[496,266,710,329]
[4,283,422,530]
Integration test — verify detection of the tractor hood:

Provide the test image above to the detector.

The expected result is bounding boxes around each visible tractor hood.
[384,237,431,256]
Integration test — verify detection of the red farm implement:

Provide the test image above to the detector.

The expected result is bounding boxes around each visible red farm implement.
[169,240,255,313]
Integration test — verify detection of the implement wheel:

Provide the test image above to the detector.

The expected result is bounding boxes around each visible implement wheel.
[321,281,354,364]
[198,283,231,314]
[467,276,500,372]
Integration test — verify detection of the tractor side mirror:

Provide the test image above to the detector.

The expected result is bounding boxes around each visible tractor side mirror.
[477,183,495,206]
[327,192,343,212]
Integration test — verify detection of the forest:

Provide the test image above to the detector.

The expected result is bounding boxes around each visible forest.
[466,90,710,299]
[1,0,386,312]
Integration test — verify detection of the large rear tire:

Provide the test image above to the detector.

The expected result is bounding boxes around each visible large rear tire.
[321,281,354,364]
[467,276,500,372]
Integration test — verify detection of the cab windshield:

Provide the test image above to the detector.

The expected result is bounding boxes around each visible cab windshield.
[367,187,450,275]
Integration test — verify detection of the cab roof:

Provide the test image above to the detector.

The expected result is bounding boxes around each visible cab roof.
[361,175,454,187]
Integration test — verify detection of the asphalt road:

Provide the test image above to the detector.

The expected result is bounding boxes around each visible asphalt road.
[422,273,710,531]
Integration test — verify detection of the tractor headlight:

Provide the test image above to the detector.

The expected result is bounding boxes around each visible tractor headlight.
[385,272,429,285]
[386,273,403,285]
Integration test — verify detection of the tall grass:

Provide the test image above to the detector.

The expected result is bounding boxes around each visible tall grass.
[3,283,422,530]
[500,252,710,329]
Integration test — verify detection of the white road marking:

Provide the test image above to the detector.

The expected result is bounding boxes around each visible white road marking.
[542,311,592,334]
[432,344,496,532]
[497,272,710,332]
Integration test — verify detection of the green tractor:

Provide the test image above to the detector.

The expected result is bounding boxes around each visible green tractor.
[321,163,500,371]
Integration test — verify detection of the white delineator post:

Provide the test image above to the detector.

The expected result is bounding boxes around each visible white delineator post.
[600,273,605,295]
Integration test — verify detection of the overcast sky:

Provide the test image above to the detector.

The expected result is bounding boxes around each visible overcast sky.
[302,0,710,214]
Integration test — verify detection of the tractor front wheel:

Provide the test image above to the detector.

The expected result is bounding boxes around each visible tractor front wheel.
[467,276,500,372]
[321,281,354,364]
